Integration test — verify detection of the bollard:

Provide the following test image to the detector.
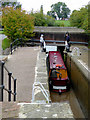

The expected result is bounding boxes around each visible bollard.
[0,61,5,101]
[8,72,12,101]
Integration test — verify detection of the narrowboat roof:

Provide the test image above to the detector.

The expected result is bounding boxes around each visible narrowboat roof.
[49,51,66,69]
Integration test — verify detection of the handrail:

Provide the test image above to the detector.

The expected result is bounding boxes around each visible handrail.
[0,61,17,101]
[10,38,23,54]
[23,39,88,44]
[32,82,50,103]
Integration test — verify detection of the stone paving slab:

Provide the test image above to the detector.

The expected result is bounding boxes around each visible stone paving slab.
[18,103,74,118]
[33,50,51,103]
[2,102,19,118]
[35,77,48,83]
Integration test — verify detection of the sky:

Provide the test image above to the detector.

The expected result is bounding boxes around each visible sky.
[17,0,90,14]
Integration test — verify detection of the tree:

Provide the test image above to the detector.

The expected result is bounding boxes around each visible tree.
[40,5,43,14]
[47,11,56,19]
[2,7,34,40]
[0,1,21,27]
[30,6,55,26]
[47,2,70,19]
[2,1,21,9]
[32,11,46,26]
[69,10,80,27]
[45,15,55,26]
[70,6,88,32]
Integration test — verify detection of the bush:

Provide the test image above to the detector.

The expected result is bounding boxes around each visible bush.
[45,15,55,26]
[2,38,12,50]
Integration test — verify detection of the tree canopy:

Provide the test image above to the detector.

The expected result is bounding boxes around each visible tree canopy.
[30,6,55,26]
[2,7,34,40]
[47,2,70,19]
[0,1,21,27]
[2,1,21,9]
[70,5,89,33]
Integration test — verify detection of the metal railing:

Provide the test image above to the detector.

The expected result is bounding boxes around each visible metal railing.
[23,39,88,46]
[32,82,50,103]
[0,61,17,101]
[10,38,88,55]
[10,38,23,54]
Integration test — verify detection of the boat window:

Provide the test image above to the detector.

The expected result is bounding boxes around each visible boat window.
[50,69,57,78]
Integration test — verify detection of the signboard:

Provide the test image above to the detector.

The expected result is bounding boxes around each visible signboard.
[46,46,57,52]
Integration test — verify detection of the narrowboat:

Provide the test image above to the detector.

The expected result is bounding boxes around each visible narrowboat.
[48,51,70,94]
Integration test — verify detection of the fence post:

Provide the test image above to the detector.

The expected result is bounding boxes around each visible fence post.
[10,43,12,55]
[14,78,17,101]
[0,61,5,101]
[8,72,12,101]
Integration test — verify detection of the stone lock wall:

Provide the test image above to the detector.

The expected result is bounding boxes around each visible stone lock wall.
[66,54,89,118]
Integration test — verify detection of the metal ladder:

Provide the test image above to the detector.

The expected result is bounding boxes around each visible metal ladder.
[32,82,50,103]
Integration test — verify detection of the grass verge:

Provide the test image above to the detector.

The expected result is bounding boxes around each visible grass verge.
[2,38,12,50]
[0,31,4,34]
[55,20,71,27]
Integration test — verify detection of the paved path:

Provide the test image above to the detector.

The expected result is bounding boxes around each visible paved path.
[5,47,39,102]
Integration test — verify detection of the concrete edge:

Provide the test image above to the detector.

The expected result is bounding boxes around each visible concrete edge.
[0,56,8,62]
